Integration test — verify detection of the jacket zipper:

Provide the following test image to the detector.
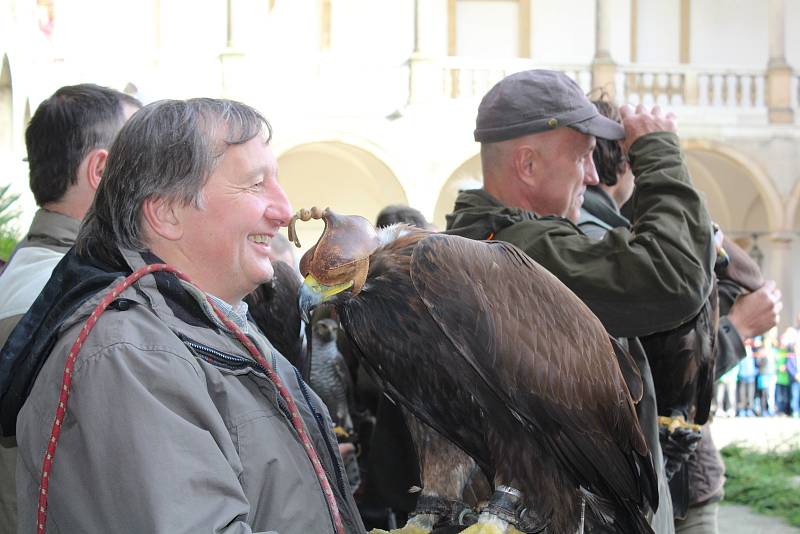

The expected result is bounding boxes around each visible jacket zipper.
[181,338,291,421]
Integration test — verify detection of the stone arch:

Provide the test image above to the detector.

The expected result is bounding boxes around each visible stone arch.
[433,153,482,230]
[0,54,13,154]
[276,141,407,255]
[682,139,783,234]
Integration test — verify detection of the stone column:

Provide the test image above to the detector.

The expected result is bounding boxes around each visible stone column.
[766,0,794,123]
[407,0,445,105]
[591,0,617,97]
[768,233,794,331]
[219,0,247,99]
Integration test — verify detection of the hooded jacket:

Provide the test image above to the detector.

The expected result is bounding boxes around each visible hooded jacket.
[2,246,365,533]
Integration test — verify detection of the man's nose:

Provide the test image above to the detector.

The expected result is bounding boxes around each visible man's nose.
[584,157,599,186]
[267,181,294,226]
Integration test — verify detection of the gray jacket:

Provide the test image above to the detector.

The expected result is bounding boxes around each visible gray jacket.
[0,209,80,344]
[15,247,364,533]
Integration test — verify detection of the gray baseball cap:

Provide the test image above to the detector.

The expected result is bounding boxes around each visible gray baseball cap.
[474,69,625,143]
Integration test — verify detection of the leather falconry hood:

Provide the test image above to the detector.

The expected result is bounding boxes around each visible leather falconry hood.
[289,207,380,296]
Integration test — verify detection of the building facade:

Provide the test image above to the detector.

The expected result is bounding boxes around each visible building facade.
[1,0,799,323]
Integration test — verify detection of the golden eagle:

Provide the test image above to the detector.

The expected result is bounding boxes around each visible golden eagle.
[293,208,657,534]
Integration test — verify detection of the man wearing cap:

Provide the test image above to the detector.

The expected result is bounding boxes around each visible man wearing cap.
[446,69,716,533]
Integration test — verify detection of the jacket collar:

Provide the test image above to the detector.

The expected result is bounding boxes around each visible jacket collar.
[445,188,578,238]
[580,186,630,229]
[21,209,81,250]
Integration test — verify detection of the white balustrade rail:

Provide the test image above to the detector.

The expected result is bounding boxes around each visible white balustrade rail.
[436,57,591,99]
[616,65,766,109]
[432,58,775,114]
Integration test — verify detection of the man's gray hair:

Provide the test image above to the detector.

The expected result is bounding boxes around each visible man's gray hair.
[77,98,271,267]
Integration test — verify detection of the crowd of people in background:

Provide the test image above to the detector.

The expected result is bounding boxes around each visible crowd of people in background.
[717,325,800,418]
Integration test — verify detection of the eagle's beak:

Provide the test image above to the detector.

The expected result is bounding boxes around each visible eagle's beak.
[298,274,353,324]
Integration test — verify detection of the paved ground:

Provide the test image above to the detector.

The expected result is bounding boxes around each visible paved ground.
[711,415,800,452]
[711,416,800,533]
[718,504,800,534]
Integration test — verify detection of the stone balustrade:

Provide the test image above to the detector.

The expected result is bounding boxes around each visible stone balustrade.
[436,57,591,99]
[423,57,798,122]
[618,65,768,109]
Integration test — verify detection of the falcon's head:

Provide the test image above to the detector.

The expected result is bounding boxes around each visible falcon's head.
[290,207,380,323]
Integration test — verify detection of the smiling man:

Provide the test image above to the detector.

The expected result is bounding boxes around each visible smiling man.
[1,99,364,533]
[446,69,717,534]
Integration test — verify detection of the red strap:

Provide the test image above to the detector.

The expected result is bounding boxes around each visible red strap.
[37,263,345,534]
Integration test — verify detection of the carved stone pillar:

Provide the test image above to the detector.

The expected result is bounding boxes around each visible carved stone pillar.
[768,233,793,330]
[219,0,247,99]
[408,0,444,105]
[766,0,794,123]
[591,0,617,97]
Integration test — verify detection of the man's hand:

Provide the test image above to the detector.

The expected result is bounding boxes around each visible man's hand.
[728,280,783,340]
[619,104,677,152]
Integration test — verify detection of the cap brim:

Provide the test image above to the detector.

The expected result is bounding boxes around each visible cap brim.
[569,114,625,140]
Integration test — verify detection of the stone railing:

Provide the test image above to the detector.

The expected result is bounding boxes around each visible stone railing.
[431,57,779,114]
[437,57,591,99]
[617,65,767,109]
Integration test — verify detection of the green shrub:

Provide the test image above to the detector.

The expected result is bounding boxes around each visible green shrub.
[0,184,20,261]
[0,231,17,262]
[721,445,800,527]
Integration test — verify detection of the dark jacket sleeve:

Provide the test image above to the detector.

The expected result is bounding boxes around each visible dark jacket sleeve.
[494,132,715,339]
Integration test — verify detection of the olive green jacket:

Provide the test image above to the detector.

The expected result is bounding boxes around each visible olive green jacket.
[445,132,715,340]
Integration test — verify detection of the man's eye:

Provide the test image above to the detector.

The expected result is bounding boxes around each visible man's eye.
[249,181,264,190]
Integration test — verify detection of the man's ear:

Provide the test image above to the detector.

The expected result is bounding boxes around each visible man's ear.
[513,145,537,186]
[142,196,184,241]
[84,148,109,191]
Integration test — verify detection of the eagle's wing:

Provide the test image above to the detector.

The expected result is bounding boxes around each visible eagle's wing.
[410,234,656,508]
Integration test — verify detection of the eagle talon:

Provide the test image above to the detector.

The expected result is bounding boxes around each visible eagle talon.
[462,486,545,534]
[482,486,522,525]
[658,415,701,433]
